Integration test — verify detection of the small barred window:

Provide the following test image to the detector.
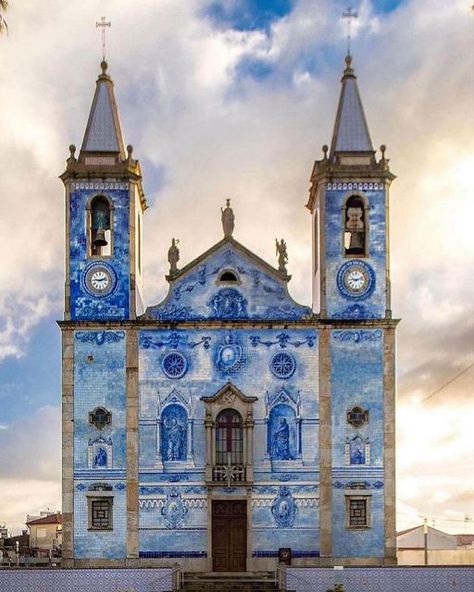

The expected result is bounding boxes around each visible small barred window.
[91,499,112,529]
[348,498,368,528]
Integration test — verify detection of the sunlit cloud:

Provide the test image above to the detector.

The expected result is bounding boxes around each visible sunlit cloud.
[0,0,472,533]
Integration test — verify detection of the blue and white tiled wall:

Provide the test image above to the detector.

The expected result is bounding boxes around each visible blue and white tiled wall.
[138,327,319,558]
[69,185,130,320]
[325,186,387,319]
[73,330,127,559]
[330,328,385,557]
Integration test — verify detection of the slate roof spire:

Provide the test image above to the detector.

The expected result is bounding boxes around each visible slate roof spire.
[329,54,373,158]
[79,60,126,160]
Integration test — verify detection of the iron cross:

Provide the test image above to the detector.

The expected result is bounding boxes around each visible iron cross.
[96,16,111,61]
[342,6,358,55]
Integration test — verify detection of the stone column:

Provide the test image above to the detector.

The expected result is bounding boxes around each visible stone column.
[245,415,254,482]
[126,329,139,565]
[319,327,332,563]
[61,328,74,567]
[204,413,213,481]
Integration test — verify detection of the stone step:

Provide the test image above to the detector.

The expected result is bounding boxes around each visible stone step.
[181,582,278,592]
[180,571,281,592]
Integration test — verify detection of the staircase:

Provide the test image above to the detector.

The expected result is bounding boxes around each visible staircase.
[180,571,283,592]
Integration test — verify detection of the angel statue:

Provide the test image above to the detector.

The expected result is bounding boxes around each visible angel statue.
[275,238,288,274]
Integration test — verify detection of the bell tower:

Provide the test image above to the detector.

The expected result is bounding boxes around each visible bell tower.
[309,55,398,565]
[61,60,147,321]
[307,55,395,320]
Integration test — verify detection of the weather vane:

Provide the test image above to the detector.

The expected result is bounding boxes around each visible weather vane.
[96,16,111,61]
[342,6,358,56]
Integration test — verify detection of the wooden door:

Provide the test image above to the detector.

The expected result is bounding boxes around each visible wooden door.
[212,500,247,572]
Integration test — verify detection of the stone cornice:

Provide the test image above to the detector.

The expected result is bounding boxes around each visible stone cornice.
[57,317,400,330]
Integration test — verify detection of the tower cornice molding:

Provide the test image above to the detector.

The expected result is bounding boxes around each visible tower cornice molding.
[307,157,396,211]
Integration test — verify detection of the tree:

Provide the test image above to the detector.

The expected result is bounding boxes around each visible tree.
[0,0,8,34]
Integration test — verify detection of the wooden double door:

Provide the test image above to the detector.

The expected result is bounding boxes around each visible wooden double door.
[212,500,247,572]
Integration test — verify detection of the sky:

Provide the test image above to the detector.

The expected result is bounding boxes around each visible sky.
[0,0,473,536]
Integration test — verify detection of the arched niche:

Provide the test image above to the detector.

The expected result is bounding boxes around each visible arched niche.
[342,193,369,257]
[87,194,114,257]
[161,403,188,462]
[268,403,297,461]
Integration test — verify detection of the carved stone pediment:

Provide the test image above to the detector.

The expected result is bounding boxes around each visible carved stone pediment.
[201,382,257,407]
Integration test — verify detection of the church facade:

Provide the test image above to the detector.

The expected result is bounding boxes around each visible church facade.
[59,55,398,571]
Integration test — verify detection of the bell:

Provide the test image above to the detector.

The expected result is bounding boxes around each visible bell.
[347,231,365,254]
[93,228,107,247]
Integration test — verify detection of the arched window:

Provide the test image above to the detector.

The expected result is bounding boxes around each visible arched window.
[90,195,112,256]
[216,409,243,465]
[218,270,239,284]
[344,195,367,256]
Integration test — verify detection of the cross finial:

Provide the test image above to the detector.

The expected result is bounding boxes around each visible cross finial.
[96,16,111,61]
[342,6,358,56]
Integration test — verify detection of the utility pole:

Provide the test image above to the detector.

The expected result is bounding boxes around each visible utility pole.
[423,518,428,565]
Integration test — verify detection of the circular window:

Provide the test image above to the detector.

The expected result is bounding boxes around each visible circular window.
[161,352,188,379]
[347,406,369,428]
[270,352,296,379]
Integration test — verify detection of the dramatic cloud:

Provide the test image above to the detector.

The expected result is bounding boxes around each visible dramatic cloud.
[0,0,472,532]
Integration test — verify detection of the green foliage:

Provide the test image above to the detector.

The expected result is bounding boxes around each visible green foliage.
[326,585,345,592]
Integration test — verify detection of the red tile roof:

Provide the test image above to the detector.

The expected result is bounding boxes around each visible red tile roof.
[456,534,474,546]
[27,513,62,526]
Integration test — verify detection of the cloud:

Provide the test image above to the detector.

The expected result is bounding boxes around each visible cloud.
[0,406,61,532]
[0,406,60,481]
[0,0,472,533]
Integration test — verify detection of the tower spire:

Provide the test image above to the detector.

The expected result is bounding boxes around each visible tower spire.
[79,60,126,160]
[329,54,373,158]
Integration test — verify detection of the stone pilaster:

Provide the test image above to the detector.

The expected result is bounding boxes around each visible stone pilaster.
[126,328,139,564]
[61,329,74,566]
[319,327,332,562]
[384,327,397,563]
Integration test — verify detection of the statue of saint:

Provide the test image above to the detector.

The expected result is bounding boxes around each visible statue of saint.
[351,440,365,464]
[168,238,180,275]
[221,199,235,237]
[94,447,107,467]
[272,417,292,460]
[275,239,288,274]
[165,418,184,461]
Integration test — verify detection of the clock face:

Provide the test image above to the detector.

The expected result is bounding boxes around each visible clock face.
[337,260,375,300]
[90,270,110,291]
[82,262,117,298]
[344,269,367,293]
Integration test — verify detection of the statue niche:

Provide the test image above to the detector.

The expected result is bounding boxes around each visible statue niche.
[161,404,187,462]
[269,404,295,461]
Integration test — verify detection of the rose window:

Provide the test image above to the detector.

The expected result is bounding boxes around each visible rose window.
[161,352,188,379]
[270,352,296,379]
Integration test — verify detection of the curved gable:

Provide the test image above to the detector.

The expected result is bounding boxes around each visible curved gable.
[143,239,312,322]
